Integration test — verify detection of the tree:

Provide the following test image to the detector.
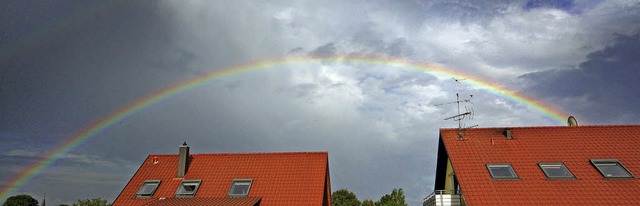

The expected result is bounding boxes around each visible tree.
[3,194,38,206]
[332,189,361,206]
[72,198,111,206]
[375,188,407,206]
[362,199,376,206]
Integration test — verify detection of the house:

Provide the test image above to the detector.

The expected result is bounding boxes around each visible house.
[113,143,332,205]
[425,120,640,205]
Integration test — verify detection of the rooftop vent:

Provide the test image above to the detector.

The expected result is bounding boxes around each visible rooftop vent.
[567,116,578,126]
[177,142,190,178]
[503,129,513,140]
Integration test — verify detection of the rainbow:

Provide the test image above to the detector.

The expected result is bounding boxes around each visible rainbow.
[0,54,569,200]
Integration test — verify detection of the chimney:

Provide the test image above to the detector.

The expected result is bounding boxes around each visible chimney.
[567,116,578,126]
[503,129,513,140]
[177,141,190,178]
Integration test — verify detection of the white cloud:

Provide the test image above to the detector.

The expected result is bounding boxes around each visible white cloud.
[404,0,640,86]
[59,153,129,168]
[6,149,39,158]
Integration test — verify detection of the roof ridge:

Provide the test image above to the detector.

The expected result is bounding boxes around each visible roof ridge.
[440,124,640,131]
[147,151,329,156]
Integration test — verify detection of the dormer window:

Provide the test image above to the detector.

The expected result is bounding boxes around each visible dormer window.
[228,179,253,197]
[539,163,575,179]
[175,179,201,197]
[487,164,519,179]
[591,159,634,178]
[136,180,160,198]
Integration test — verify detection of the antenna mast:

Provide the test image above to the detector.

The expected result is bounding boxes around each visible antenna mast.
[435,78,478,140]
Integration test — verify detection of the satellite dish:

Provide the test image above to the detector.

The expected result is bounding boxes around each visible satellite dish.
[567,116,578,126]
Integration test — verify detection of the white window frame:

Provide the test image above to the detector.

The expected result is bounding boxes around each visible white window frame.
[136,180,161,198]
[486,163,519,180]
[228,179,253,197]
[175,179,202,198]
[538,162,575,179]
[590,159,634,178]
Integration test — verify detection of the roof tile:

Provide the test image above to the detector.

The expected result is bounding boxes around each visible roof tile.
[141,197,262,206]
[114,152,330,206]
[441,125,640,205]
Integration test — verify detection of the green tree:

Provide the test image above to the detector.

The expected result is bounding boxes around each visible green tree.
[375,188,407,206]
[2,194,38,206]
[362,199,375,206]
[332,189,361,206]
[60,204,70,206]
[72,198,111,206]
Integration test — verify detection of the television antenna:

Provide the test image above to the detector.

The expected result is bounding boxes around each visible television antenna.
[435,78,478,140]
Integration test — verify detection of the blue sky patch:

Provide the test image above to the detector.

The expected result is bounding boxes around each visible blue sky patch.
[523,0,577,13]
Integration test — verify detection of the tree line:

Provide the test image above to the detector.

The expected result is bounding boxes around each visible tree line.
[5,188,406,206]
[332,188,408,206]
[2,194,111,206]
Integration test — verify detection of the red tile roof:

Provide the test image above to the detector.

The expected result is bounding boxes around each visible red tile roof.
[141,197,262,206]
[114,152,331,206]
[440,125,640,205]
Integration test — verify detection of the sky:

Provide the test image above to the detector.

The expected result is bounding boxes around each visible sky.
[1,0,639,205]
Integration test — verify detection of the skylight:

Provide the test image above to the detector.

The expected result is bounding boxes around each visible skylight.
[175,179,202,197]
[487,164,519,179]
[591,159,634,178]
[136,180,160,198]
[539,163,575,179]
[228,179,253,197]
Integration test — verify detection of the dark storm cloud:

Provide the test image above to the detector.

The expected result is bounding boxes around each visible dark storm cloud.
[349,27,414,57]
[0,1,104,52]
[309,42,337,57]
[352,25,386,52]
[0,0,183,133]
[521,33,640,123]
[0,1,192,204]
[408,0,517,25]
[287,47,305,55]
[385,38,414,57]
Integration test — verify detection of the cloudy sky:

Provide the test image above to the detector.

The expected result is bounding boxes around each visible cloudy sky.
[1,0,639,205]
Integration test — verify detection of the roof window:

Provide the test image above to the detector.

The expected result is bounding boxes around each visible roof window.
[175,179,201,197]
[136,180,160,198]
[591,159,634,178]
[487,164,519,179]
[228,179,253,197]
[538,163,575,179]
